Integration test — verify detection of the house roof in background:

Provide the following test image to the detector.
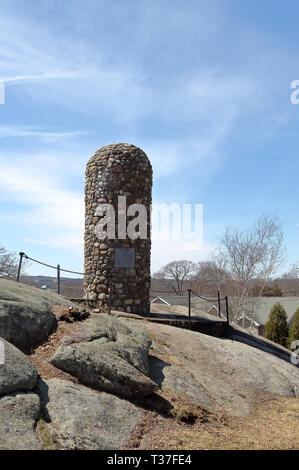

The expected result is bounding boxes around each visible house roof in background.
[252,297,299,325]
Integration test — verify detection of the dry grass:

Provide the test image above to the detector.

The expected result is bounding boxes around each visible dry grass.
[36,417,56,450]
[133,395,299,450]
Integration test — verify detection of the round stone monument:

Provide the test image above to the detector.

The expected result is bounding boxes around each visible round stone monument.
[84,143,152,314]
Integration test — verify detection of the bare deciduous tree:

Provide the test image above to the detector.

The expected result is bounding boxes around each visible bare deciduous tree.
[281,263,299,295]
[0,247,19,279]
[154,260,198,295]
[218,213,285,327]
[192,258,231,295]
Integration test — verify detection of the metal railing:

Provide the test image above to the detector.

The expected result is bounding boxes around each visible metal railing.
[150,288,231,327]
[16,252,232,325]
[17,252,84,295]
[189,290,230,326]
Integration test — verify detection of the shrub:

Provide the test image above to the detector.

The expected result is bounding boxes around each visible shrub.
[288,307,299,351]
[264,302,289,347]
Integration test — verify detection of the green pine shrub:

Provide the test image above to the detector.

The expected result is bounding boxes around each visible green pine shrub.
[264,302,289,347]
[288,307,299,351]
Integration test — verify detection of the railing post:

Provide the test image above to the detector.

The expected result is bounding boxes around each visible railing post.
[57,264,61,294]
[225,296,229,326]
[108,274,114,314]
[217,290,221,318]
[17,252,25,282]
[188,289,191,327]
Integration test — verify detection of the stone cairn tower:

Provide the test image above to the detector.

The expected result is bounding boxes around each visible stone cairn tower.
[84,143,152,314]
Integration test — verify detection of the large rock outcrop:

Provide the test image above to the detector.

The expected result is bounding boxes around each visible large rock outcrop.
[0,279,77,352]
[51,314,158,397]
[142,321,299,417]
[0,392,41,450]
[0,338,38,395]
[35,378,144,450]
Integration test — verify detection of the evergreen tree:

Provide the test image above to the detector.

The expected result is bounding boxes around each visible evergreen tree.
[288,307,299,351]
[264,302,289,347]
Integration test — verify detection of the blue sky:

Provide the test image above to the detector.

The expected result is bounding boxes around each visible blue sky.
[0,0,299,276]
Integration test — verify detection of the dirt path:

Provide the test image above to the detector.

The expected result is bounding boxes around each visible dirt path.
[29,320,81,382]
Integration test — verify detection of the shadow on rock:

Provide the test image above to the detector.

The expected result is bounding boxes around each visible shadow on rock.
[132,390,174,418]
[148,355,171,387]
[130,356,174,418]
[33,377,51,423]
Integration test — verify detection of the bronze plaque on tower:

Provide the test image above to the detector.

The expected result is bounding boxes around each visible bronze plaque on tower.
[114,248,135,268]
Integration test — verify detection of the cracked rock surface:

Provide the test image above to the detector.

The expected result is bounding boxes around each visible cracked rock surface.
[51,314,158,397]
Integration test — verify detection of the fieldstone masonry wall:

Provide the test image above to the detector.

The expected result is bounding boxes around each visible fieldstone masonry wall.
[84,143,152,314]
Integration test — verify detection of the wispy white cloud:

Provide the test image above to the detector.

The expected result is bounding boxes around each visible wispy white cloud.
[0,126,88,141]
[0,11,151,121]
[1,72,78,83]
[0,161,84,233]
[24,235,83,250]
[0,5,255,132]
